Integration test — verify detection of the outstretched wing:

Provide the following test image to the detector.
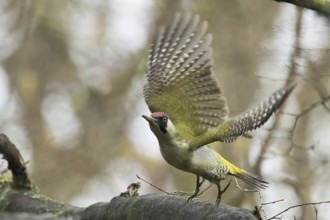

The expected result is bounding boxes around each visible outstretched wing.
[192,84,296,146]
[144,14,229,137]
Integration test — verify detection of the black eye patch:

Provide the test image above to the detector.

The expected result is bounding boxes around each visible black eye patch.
[158,116,168,134]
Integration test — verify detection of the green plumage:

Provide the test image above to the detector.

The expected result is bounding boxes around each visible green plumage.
[144,13,229,139]
[143,13,295,204]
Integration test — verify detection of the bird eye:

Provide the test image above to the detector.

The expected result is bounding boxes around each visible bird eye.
[162,117,167,123]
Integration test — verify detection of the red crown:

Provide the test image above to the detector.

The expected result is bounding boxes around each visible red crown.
[151,112,168,118]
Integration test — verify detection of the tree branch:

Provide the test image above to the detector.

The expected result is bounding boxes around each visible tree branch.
[274,0,330,15]
[0,133,260,220]
[0,134,32,190]
[268,200,330,219]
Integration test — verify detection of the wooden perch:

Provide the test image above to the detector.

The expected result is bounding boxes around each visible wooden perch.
[0,134,261,220]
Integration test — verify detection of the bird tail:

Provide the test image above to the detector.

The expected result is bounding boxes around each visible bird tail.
[230,171,268,190]
[219,155,268,190]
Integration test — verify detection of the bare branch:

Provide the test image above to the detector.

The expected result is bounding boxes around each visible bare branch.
[262,199,284,206]
[197,183,213,197]
[136,174,170,195]
[0,134,32,190]
[268,200,330,219]
[314,205,318,220]
[234,179,259,193]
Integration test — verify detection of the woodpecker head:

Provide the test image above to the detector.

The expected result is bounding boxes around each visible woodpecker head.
[142,112,177,139]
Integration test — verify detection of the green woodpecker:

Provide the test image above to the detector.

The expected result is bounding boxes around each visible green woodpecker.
[142,14,295,204]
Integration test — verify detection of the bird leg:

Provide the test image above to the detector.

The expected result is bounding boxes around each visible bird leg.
[215,180,232,205]
[187,175,204,202]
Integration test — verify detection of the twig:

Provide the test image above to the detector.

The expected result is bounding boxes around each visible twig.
[197,183,213,196]
[314,205,318,220]
[136,174,170,195]
[262,199,284,206]
[234,179,258,192]
[268,201,330,220]
[276,95,330,153]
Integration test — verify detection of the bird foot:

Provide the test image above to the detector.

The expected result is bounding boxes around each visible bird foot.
[215,180,232,205]
[187,190,199,203]
[187,176,205,203]
[187,195,195,203]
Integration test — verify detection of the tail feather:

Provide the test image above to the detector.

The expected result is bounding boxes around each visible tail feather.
[231,172,268,190]
[217,153,268,190]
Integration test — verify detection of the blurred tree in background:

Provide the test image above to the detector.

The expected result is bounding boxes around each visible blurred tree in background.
[0,0,329,219]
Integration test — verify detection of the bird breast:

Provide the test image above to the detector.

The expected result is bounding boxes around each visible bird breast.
[158,138,225,182]
[158,139,192,172]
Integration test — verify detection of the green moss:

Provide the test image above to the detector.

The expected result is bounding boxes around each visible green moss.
[0,176,12,184]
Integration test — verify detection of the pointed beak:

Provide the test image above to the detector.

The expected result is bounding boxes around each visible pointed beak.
[142,115,157,125]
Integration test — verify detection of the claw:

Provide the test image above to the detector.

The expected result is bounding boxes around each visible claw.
[215,180,232,205]
[187,175,204,203]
